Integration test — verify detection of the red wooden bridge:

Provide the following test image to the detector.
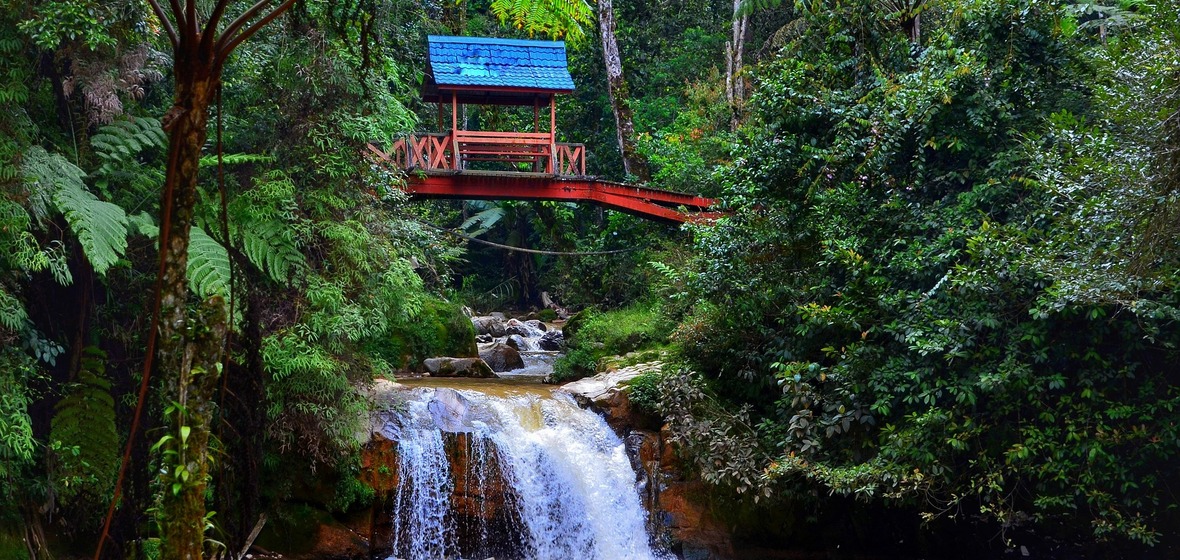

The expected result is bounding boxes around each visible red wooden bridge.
[366,135,718,223]
[373,35,720,223]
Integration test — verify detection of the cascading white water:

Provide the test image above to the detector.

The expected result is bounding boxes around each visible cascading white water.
[378,384,671,560]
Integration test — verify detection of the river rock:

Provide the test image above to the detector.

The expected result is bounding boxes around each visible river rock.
[479,342,524,372]
[505,334,529,351]
[524,319,547,332]
[475,333,493,343]
[423,357,496,378]
[559,362,662,431]
[538,330,564,351]
[471,316,506,337]
[429,388,474,432]
[504,318,533,337]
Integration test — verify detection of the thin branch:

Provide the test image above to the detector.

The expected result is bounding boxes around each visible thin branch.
[217,0,299,63]
[185,0,197,43]
[167,0,188,42]
[201,0,234,53]
[145,0,179,47]
[214,0,275,54]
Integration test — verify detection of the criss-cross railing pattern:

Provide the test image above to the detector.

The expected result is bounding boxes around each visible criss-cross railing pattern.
[383,132,586,175]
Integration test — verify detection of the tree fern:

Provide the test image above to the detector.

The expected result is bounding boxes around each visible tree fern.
[49,346,118,505]
[22,147,129,276]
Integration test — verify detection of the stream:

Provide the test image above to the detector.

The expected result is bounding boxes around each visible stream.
[370,318,672,560]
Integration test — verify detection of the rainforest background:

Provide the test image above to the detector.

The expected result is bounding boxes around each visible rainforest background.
[1,0,1179,558]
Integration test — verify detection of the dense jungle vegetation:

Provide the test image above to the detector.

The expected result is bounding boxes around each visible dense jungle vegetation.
[2,0,1179,558]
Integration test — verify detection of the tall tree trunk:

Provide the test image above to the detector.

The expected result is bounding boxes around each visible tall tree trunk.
[725,0,748,131]
[597,0,649,182]
[156,45,229,560]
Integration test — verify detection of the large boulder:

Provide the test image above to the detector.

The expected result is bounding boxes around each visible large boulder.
[538,330,564,351]
[422,357,495,378]
[471,316,506,337]
[559,362,662,431]
[479,342,525,372]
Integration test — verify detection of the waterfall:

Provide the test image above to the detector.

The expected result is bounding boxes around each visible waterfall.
[376,384,671,560]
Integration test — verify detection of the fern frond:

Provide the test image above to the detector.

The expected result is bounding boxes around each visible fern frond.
[198,152,275,167]
[187,226,232,298]
[23,147,129,275]
[460,205,506,236]
[91,117,167,167]
[240,219,306,284]
[489,0,593,43]
[50,346,118,503]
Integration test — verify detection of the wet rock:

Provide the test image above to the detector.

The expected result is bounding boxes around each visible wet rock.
[524,319,547,332]
[559,362,662,431]
[503,318,533,337]
[478,342,524,372]
[471,316,506,337]
[538,330,564,351]
[505,334,529,351]
[490,312,507,320]
[430,388,475,432]
[423,357,496,378]
[475,333,493,343]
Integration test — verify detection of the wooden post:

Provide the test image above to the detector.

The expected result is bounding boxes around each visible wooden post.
[534,97,542,172]
[451,91,459,170]
[548,94,556,174]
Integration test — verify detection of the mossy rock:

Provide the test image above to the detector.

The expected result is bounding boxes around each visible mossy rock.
[382,298,478,370]
[561,308,595,341]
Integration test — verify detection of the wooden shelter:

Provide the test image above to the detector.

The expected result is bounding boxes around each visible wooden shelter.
[411,35,582,174]
[366,35,719,222]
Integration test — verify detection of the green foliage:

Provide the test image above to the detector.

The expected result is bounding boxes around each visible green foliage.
[91,117,167,170]
[624,369,663,416]
[22,146,128,276]
[380,297,476,369]
[186,226,232,299]
[658,0,1180,547]
[0,352,37,483]
[489,0,595,44]
[552,302,673,381]
[17,0,117,50]
[49,346,118,510]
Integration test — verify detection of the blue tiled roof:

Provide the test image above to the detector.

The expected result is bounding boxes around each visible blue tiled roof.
[427,35,575,92]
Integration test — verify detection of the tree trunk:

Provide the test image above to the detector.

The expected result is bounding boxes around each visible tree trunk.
[725,0,748,131]
[597,0,649,182]
[156,45,229,560]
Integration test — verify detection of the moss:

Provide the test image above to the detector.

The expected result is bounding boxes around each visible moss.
[381,297,477,370]
[537,308,558,322]
[553,302,673,382]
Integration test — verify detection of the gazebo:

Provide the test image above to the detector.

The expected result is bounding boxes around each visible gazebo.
[408,35,584,175]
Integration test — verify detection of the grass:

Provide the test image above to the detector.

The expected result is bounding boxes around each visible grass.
[551,301,673,382]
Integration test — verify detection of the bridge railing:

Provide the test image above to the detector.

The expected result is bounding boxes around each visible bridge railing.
[388,132,586,176]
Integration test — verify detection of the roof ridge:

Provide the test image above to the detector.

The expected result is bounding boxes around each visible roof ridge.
[428,35,568,48]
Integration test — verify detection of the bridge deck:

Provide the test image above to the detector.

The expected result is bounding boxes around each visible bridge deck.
[367,141,719,223]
